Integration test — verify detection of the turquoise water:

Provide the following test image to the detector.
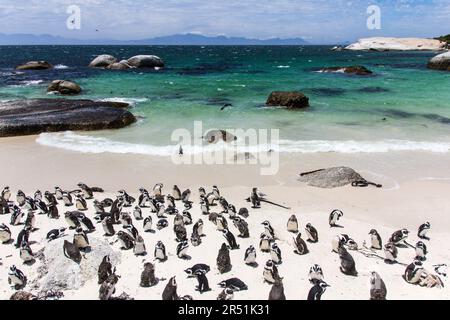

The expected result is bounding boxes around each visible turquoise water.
[1,45,450,154]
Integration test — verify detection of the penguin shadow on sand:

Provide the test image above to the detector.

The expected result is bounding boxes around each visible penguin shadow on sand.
[330,224,344,229]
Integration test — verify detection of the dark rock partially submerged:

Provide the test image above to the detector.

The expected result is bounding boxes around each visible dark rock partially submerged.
[427,52,450,71]
[16,61,53,70]
[204,129,237,143]
[298,167,365,188]
[0,99,136,137]
[319,66,373,75]
[47,80,82,95]
[266,91,310,109]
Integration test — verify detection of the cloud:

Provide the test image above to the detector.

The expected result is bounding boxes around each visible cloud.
[0,0,447,43]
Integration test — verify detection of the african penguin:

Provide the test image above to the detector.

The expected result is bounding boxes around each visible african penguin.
[162,276,178,300]
[140,262,158,287]
[307,281,329,300]
[154,241,167,261]
[369,229,383,250]
[305,223,319,243]
[222,229,240,250]
[293,232,309,255]
[369,271,387,300]
[217,243,232,274]
[329,209,343,227]
[244,245,257,266]
[98,255,113,284]
[286,215,299,233]
[417,222,431,240]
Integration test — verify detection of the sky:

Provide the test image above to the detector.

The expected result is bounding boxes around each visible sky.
[0,0,449,43]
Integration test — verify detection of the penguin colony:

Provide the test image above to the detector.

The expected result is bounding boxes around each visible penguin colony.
[0,184,446,300]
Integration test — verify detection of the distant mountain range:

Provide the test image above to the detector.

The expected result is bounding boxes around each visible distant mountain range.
[0,33,310,45]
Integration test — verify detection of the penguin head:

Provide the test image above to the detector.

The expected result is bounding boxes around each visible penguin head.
[170,276,177,287]
[10,265,17,272]
[184,268,193,275]
[75,227,83,233]
[271,242,279,250]
[416,241,426,250]
[401,228,409,236]
[318,281,330,290]
[369,229,378,235]
[4,186,9,191]
[261,221,271,227]
[423,222,431,229]
[266,260,274,267]
[218,280,227,288]
[198,187,205,193]
[221,229,229,235]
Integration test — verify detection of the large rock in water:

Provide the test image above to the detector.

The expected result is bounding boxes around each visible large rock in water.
[427,51,450,71]
[266,91,309,109]
[298,167,364,188]
[106,60,133,70]
[0,99,136,137]
[319,66,373,75]
[31,237,120,292]
[16,61,53,70]
[345,37,446,51]
[47,80,82,95]
[88,54,118,68]
[127,55,164,69]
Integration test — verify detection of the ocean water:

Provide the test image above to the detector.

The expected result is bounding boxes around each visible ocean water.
[1,45,450,155]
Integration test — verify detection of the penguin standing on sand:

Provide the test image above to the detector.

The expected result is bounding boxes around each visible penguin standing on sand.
[153,183,164,198]
[20,241,35,264]
[384,242,398,264]
[250,188,261,208]
[305,223,318,243]
[118,190,135,207]
[63,240,82,264]
[99,272,119,300]
[77,212,96,232]
[157,219,169,230]
[54,187,63,200]
[244,245,257,266]
[308,264,324,284]
[172,185,182,200]
[293,233,309,255]
[143,216,153,232]
[418,222,431,240]
[62,192,73,207]
[181,189,191,204]
[268,276,286,300]
[154,241,167,261]
[200,199,210,215]
[133,206,143,220]
[389,229,409,245]
[232,217,249,238]
[217,243,232,274]
[138,188,151,207]
[287,215,298,233]
[369,271,387,300]
[78,183,103,199]
[10,207,24,226]
[415,241,428,261]
[174,224,188,242]
[8,265,27,290]
[193,219,204,237]
[176,240,190,259]
[15,226,31,248]
[194,269,211,293]
[44,191,58,206]
[191,228,202,247]
[0,223,12,243]
[25,211,36,230]
[307,281,329,300]
[338,245,357,276]
[47,203,59,219]
[329,209,343,227]
[162,276,178,300]
[16,190,26,207]
[263,260,280,284]
[140,262,158,287]
[222,229,240,249]
[270,242,282,264]
[46,228,66,241]
[262,221,275,238]
[98,255,113,284]
[102,217,115,236]
[182,210,192,225]
[133,235,146,256]
[184,264,211,277]
[75,194,88,211]
[74,227,90,251]
[117,230,134,250]
[218,278,248,291]
[404,259,425,284]
[1,186,11,201]
[216,215,228,231]
[259,233,272,253]
[369,229,383,250]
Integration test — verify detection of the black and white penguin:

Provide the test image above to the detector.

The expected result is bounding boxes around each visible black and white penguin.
[99,272,119,300]
[0,197,10,215]
[250,187,261,208]
[77,183,103,199]
[268,276,286,300]
[369,229,383,250]
[24,210,36,231]
[219,197,229,213]
[332,234,357,253]
[184,264,211,278]
[238,207,249,218]
[118,190,135,207]
[65,211,80,230]
[404,259,425,284]
[166,194,175,208]
[15,226,31,248]
[23,196,37,211]
[232,216,249,238]
[172,185,182,200]
[181,189,191,204]
[194,269,211,293]
[140,262,158,287]
[305,223,318,243]
[261,220,275,238]
[228,204,237,216]
[120,212,133,227]
[8,265,27,290]
[75,194,88,211]
[384,242,398,264]
[63,240,82,264]
[117,230,135,250]
[173,213,184,227]
[33,190,42,202]
[156,218,169,230]
[174,224,187,242]
[369,271,387,300]
[35,198,48,215]
[259,233,272,253]
[148,197,158,213]
[16,190,26,207]
[73,227,90,251]
[244,245,257,266]
[200,199,210,215]
[156,202,166,218]
[308,264,324,284]
[162,276,178,300]
[417,222,431,240]
[191,228,202,247]
[62,191,73,207]
[389,228,409,245]
[133,235,146,256]
[222,229,240,250]
[287,215,299,233]
[193,219,204,237]
[125,224,139,240]
[44,191,58,206]
[154,241,167,261]
[307,281,329,300]
[215,214,228,231]
[54,187,63,200]
[153,183,164,199]
[110,198,124,223]
[77,212,96,232]
[263,260,280,284]
[10,206,24,226]
[329,209,343,227]
[182,210,192,225]
[47,203,59,219]
[102,216,115,236]
[338,245,358,276]
[0,223,12,243]
[415,241,428,261]
[205,190,216,206]
[218,278,248,291]
[46,227,66,241]
[143,216,153,232]
[293,232,309,255]
[20,241,35,264]
[217,287,234,300]
[1,186,11,201]
[212,185,221,200]
[176,240,189,259]
[270,242,282,264]
[217,243,232,274]
[138,188,151,207]
[98,255,113,284]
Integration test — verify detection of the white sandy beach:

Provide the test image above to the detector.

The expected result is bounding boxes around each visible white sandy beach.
[1,135,450,300]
